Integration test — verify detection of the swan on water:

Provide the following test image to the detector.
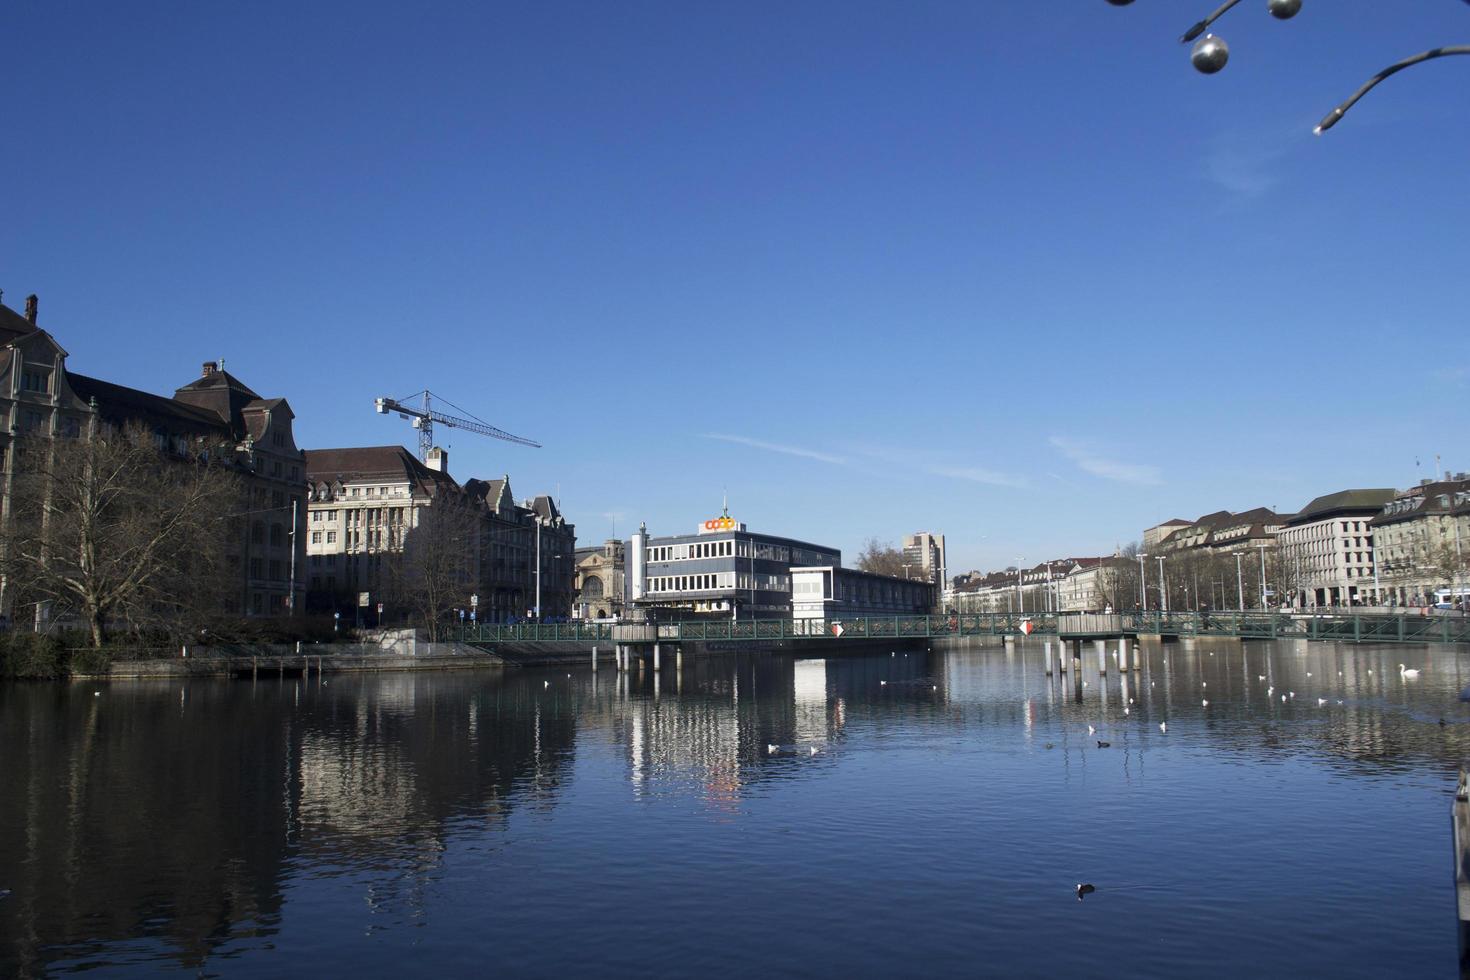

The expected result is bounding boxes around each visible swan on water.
[1201,699,1209,707]
[1400,664,1421,678]
[1088,725,1096,735]
[1159,722,1167,733]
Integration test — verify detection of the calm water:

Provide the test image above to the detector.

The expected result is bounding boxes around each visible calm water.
[3,638,1470,977]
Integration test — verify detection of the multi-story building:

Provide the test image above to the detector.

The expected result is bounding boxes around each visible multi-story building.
[304,447,576,624]
[574,539,625,620]
[629,512,840,618]
[1278,489,1395,608]
[903,531,946,587]
[1371,476,1470,606]
[0,294,306,619]
[1143,519,1192,551]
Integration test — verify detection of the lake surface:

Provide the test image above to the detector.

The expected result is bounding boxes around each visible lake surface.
[3,637,1469,977]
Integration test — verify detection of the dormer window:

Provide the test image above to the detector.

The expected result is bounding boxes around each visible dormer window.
[21,369,50,393]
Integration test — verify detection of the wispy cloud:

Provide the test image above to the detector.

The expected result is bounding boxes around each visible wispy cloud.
[702,433,847,466]
[1049,436,1161,487]
[1202,124,1306,201]
[926,465,1029,489]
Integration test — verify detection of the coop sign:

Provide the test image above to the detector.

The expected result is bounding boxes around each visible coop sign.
[698,516,740,534]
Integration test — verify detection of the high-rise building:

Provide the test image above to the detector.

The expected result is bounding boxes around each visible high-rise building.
[903,531,946,586]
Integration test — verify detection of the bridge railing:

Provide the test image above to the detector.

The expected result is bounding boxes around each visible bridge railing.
[453,611,1470,646]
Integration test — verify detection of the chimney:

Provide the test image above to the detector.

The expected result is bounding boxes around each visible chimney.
[425,446,448,474]
[202,361,218,378]
[24,294,38,325]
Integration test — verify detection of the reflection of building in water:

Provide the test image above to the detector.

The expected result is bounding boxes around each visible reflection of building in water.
[793,659,830,744]
[617,657,847,803]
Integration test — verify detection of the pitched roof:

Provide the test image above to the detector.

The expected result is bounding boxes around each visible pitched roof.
[66,372,231,436]
[529,495,560,522]
[305,446,460,497]
[1372,479,1470,527]
[0,301,36,344]
[1289,489,1397,525]
[173,366,262,426]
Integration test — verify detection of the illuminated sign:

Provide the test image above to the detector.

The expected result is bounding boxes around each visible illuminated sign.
[698,516,740,534]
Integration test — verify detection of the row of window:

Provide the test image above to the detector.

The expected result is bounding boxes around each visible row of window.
[648,540,736,562]
[647,572,794,594]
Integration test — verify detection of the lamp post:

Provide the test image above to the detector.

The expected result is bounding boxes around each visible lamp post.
[1234,552,1245,612]
[1257,542,1269,611]
[1137,553,1149,611]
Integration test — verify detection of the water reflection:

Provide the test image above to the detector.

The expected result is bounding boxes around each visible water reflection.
[2,637,1469,976]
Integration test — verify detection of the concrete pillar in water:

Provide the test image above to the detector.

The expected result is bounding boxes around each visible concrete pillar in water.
[1133,642,1142,670]
[592,645,598,670]
[1096,639,1107,675]
[1117,642,1128,672]
[1043,641,1053,675]
[676,647,683,669]
[653,643,661,670]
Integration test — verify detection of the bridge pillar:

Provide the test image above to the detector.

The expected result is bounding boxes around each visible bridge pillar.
[1096,639,1107,675]
[653,643,661,671]
[676,647,683,669]
[1116,642,1127,672]
[592,645,598,670]
[1133,642,1142,670]
[1043,641,1053,676]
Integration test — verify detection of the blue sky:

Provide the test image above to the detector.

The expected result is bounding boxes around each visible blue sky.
[2,1,1467,574]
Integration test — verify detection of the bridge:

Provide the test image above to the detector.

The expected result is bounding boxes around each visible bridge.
[457,610,1470,649]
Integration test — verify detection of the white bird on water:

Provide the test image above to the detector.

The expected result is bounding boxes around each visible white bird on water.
[1258,675,1266,681]
[1400,664,1421,678]
[1159,721,1167,733]
[1088,725,1096,735]
[1281,694,1287,702]
[1201,699,1209,707]
[1318,698,1328,706]
[1124,707,1130,716]
[1268,686,1274,696]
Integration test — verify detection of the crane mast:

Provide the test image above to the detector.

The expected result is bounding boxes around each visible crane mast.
[375,391,541,462]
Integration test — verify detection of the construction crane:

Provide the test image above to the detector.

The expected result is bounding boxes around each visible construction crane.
[375,390,541,462]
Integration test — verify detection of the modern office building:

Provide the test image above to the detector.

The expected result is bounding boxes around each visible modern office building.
[1278,488,1395,608]
[629,512,840,618]
[903,531,946,586]
[790,565,933,621]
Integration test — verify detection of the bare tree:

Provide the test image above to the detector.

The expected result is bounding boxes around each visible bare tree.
[386,499,478,642]
[2,424,240,647]
[855,538,908,579]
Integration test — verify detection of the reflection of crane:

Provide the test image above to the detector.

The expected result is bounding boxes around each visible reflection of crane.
[375,390,541,462]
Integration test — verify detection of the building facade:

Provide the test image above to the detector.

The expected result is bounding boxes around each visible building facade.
[1371,477,1470,607]
[1278,489,1395,608]
[574,539,625,620]
[790,565,933,621]
[630,514,840,618]
[0,293,306,620]
[304,447,576,624]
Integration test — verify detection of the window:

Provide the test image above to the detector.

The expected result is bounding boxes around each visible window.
[327,531,337,544]
[351,487,360,497]
[273,431,286,448]
[270,524,284,547]
[21,369,49,393]
[251,522,264,545]
[269,560,282,581]
[311,531,322,545]
[250,558,263,578]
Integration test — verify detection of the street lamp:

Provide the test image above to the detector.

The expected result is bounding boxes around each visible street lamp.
[1137,553,1149,611]
[1108,0,1469,135]
[1234,551,1246,612]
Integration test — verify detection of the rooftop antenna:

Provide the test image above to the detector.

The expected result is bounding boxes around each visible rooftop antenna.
[722,487,729,518]
[1437,454,1443,480]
